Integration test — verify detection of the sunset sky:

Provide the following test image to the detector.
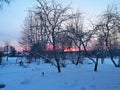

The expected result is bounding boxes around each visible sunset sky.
[0,0,120,50]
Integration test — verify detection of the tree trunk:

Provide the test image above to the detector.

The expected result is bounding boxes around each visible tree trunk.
[108,49,118,67]
[101,57,104,64]
[105,26,118,67]
[94,56,98,72]
[52,30,61,73]
[105,39,118,67]
[53,48,61,72]
[76,56,80,65]
[56,58,61,72]
[81,41,95,63]
[76,47,81,65]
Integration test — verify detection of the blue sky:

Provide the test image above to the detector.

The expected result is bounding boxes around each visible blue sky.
[0,0,120,48]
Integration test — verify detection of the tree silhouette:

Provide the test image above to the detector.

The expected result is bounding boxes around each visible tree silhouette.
[0,0,11,8]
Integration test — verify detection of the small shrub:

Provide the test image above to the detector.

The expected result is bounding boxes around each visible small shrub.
[0,84,6,88]
[44,59,51,63]
[19,61,23,66]
[60,62,66,67]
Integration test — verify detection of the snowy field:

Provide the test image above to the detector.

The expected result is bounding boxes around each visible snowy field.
[0,57,120,90]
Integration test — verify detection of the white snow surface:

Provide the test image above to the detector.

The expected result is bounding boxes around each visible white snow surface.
[0,57,120,90]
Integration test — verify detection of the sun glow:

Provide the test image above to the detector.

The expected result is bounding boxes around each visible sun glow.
[64,47,79,52]
[15,43,80,52]
[46,43,79,52]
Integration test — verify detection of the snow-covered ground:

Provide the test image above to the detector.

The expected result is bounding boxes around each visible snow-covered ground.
[0,57,120,90]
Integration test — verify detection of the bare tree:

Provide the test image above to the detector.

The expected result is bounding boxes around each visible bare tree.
[95,5,120,67]
[19,11,47,49]
[65,12,97,65]
[65,12,85,65]
[35,0,74,72]
[19,12,34,49]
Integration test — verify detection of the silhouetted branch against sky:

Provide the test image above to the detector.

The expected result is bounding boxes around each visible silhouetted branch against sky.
[0,0,11,8]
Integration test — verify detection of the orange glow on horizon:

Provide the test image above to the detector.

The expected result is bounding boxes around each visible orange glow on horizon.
[46,44,62,51]
[64,47,79,52]
[46,44,79,52]
[16,44,80,52]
